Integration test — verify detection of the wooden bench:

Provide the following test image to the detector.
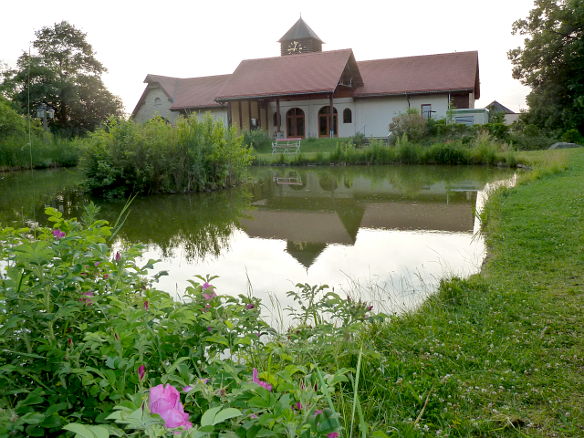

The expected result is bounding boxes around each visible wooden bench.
[272,137,301,154]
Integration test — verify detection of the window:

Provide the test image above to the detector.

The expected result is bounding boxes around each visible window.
[343,108,352,123]
[421,104,432,120]
[154,97,162,107]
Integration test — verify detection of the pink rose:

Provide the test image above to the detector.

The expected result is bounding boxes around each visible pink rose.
[149,384,192,430]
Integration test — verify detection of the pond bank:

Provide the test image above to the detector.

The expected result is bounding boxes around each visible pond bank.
[351,148,583,436]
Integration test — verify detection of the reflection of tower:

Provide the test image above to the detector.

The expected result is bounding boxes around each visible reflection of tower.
[286,241,327,268]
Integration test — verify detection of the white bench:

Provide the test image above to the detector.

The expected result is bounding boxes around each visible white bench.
[272,137,301,154]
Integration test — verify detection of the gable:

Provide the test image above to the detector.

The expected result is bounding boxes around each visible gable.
[216,49,360,101]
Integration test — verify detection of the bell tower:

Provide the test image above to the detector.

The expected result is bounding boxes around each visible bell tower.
[278,17,324,56]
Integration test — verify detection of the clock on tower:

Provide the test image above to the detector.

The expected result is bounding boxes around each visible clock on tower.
[278,17,324,56]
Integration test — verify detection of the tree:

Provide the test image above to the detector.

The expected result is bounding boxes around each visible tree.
[1,21,122,136]
[508,0,584,135]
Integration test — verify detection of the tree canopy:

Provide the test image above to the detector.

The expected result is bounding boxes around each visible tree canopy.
[508,0,584,135]
[1,21,123,136]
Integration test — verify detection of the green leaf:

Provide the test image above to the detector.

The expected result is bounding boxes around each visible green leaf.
[213,408,242,424]
[63,423,110,438]
[205,335,229,346]
[200,406,222,427]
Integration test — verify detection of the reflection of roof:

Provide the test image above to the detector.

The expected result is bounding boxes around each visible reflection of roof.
[240,210,354,244]
[216,50,360,101]
[354,51,480,98]
[286,241,326,268]
[278,17,324,43]
[361,202,474,232]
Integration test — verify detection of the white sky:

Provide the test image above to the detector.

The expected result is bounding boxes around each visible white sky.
[1,0,534,115]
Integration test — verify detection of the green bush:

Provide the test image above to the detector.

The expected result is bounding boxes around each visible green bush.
[0,97,83,170]
[389,110,427,142]
[81,115,252,197]
[243,129,272,153]
[425,142,470,165]
[561,128,584,144]
[0,208,379,437]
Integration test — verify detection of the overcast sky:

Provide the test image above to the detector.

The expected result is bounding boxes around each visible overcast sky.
[2,0,535,115]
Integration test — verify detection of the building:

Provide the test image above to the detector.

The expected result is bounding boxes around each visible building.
[132,18,482,138]
[486,100,520,125]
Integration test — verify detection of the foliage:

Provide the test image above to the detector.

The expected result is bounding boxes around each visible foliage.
[1,21,123,136]
[81,114,252,197]
[508,0,584,135]
[0,96,82,170]
[243,130,273,153]
[388,110,428,142]
[0,207,360,437]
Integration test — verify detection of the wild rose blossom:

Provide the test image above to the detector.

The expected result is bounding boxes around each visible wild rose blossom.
[52,229,66,239]
[79,291,94,306]
[202,291,217,300]
[138,365,145,381]
[252,368,272,391]
[149,384,192,430]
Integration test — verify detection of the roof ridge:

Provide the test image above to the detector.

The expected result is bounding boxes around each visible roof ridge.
[239,48,353,64]
[146,73,231,81]
[357,50,478,64]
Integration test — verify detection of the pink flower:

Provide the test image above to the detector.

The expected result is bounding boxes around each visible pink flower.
[202,282,212,290]
[115,251,121,261]
[138,365,145,381]
[293,402,303,410]
[79,291,94,306]
[149,384,192,430]
[202,291,216,300]
[314,409,323,415]
[94,261,101,267]
[252,368,272,391]
[327,433,339,438]
[52,229,65,239]
[245,303,255,309]
[182,385,193,393]
[143,300,149,310]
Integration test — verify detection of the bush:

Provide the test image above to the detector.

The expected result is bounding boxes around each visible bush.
[389,110,427,141]
[243,129,272,153]
[425,142,470,165]
[81,115,252,197]
[0,208,378,437]
[561,128,584,144]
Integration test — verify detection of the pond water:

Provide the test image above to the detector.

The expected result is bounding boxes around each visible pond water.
[0,165,513,322]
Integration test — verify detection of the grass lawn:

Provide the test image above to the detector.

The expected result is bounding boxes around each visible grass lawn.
[348,149,583,436]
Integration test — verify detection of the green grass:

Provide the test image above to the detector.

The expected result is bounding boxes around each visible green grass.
[308,149,584,436]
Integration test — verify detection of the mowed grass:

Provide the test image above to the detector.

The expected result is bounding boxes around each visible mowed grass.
[340,149,584,436]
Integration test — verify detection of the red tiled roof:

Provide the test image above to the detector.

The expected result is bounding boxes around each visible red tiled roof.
[354,51,480,98]
[170,75,231,110]
[216,49,356,101]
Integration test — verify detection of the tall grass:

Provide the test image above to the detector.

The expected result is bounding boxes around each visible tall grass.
[254,134,518,167]
[81,115,252,197]
[0,134,81,171]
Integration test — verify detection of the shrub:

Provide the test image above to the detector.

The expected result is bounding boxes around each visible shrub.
[0,208,378,437]
[561,128,584,144]
[243,129,272,153]
[389,110,427,142]
[81,115,252,197]
[425,142,470,165]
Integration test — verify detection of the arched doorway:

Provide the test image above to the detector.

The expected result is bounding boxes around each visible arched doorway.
[286,108,305,138]
[318,106,338,137]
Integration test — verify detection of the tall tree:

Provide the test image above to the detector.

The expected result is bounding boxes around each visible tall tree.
[508,0,584,135]
[1,21,122,135]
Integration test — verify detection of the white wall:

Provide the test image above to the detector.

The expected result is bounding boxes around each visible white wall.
[188,108,229,125]
[355,94,450,137]
[133,87,179,124]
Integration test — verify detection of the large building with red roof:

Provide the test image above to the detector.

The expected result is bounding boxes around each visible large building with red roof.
[132,18,482,138]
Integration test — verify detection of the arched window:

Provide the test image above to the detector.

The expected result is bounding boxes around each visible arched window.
[343,108,352,123]
[286,108,305,138]
[154,97,162,106]
[318,106,338,137]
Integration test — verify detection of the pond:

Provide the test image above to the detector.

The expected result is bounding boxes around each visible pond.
[0,165,513,322]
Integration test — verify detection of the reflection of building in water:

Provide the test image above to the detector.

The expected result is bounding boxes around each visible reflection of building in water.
[240,169,482,267]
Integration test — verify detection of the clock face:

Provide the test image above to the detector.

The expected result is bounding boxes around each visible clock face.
[287,41,303,54]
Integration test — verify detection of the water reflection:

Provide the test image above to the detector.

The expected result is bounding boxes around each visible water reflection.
[0,165,513,316]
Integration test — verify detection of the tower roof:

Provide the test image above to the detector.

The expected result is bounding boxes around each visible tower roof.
[278,17,323,43]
